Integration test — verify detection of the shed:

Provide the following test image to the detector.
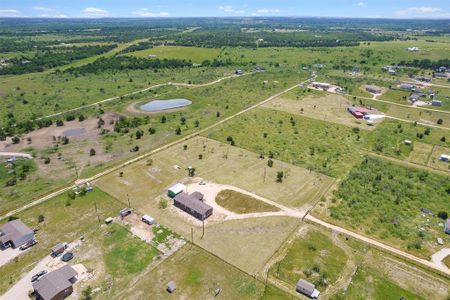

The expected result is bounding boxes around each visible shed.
[173,193,213,221]
[168,183,186,198]
[120,207,132,218]
[399,83,415,90]
[431,100,442,107]
[141,215,156,225]
[51,242,68,257]
[33,265,77,300]
[105,217,113,224]
[296,279,320,299]
[167,281,176,293]
[403,139,412,145]
[0,219,34,249]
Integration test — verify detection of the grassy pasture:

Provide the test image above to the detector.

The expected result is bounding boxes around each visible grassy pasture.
[205,107,366,177]
[125,45,221,63]
[428,145,450,172]
[0,189,123,295]
[365,119,449,160]
[215,189,280,214]
[318,156,450,257]
[110,244,294,300]
[407,142,433,165]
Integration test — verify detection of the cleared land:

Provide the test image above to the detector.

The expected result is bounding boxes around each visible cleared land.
[428,145,450,172]
[215,189,280,214]
[265,91,379,130]
[205,107,366,177]
[125,46,221,63]
[313,156,450,257]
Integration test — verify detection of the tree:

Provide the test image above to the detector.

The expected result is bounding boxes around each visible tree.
[97,118,105,128]
[424,128,431,135]
[175,127,181,135]
[6,178,17,187]
[194,120,200,127]
[11,136,20,144]
[89,148,96,156]
[44,157,51,164]
[131,145,139,152]
[161,116,167,123]
[183,145,188,150]
[159,198,168,209]
[438,211,448,220]
[38,214,45,223]
[68,190,76,199]
[82,286,93,300]
[180,116,186,125]
[188,167,196,177]
[148,127,156,134]
[441,136,446,142]
[198,154,203,160]
[61,136,69,145]
[268,159,274,167]
[78,114,85,122]
[216,111,221,118]
[135,130,143,139]
[56,120,64,127]
[276,171,284,183]
[437,118,443,125]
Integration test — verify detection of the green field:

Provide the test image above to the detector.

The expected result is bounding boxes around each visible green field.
[215,190,280,214]
[206,107,366,177]
[323,156,450,257]
[125,46,222,63]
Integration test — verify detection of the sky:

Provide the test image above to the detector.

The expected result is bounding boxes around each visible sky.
[0,0,449,19]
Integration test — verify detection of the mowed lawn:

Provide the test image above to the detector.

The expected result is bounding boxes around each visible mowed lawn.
[215,190,280,214]
[205,107,366,177]
[125,46,221,63]
[110,244,295,300]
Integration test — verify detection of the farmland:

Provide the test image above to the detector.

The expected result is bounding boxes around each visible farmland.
[124,45,222,63]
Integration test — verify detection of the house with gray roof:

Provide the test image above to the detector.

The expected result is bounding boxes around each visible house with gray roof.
[173,192,213,221]
[33,265,77,300]
[0,219,34,249]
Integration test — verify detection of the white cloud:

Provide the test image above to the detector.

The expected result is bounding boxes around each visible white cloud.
[218,5,245,14]
[133,9,170,17]
[357,2,366,7]
[83,7,108,17]
[0,9,20,17]
[252,8,281,16]
[38,14,67,18]
[33,6,55,12]
[395,7,449,17]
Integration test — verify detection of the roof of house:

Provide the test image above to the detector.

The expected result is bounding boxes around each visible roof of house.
[190,191,204,200]
[174,193,212,215]
[0,219,33,244]
[33,265,77,300]
[297,279,315,294]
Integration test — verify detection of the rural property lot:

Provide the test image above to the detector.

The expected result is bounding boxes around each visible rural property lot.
[124,45,222,63]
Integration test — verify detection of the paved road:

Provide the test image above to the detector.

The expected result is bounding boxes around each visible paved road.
[0,77,310,221]
[0,255,52,300]
[305,214,450,276]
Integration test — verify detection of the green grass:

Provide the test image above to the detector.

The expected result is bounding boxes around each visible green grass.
[103,223,159,276]
[125,45,222,63]
[338,267,423,300]
[215,189,280,214]
[365,119,449,159]
[0,188,123,294]
[269,229,347,289]
[206,107,366,177]
[328,156,450,257]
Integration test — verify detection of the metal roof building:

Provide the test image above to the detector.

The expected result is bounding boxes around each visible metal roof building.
[296,279,320,299]
[168,183,186,198]
[0,219,34,249]
[173,192,213,221]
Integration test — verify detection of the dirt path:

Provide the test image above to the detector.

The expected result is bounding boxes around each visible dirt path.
[385,115,450,130]
[0,77,311,221]
[305,214,450,276]
[431,248,450,271]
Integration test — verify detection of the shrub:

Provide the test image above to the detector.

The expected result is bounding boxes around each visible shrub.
[159,198,168,209]
[438,211,448,220]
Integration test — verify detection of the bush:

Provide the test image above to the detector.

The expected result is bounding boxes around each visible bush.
[438,211,448,220]
[267,159,274,167]
[38,214,45,223]
[159,198,168,209]
[11,136,20,144]
[89,148,96,156]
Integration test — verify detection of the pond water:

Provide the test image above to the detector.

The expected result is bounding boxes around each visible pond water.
[139,98,192,112]
[63,128,86,137]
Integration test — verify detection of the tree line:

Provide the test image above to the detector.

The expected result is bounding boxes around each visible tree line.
[398,58,449,70]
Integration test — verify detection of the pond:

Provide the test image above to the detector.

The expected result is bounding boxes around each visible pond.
[139,98,192,112]
[63,128,86,137]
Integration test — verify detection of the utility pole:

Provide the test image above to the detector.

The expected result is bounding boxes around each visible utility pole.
[263,167,266,183]
[94,202,100,224]
[127,194,131,208]
[201,220,205,239]
[191,227,194,246]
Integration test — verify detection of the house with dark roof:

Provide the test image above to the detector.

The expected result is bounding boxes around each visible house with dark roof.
[296,279,320,299]
[366,85,382,94]
[0,219,34,249]
[33,265,77,300]
[173,192,213,221]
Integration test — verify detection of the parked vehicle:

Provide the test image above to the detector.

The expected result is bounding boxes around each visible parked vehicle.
[20,240,38,251]
[61,252,74,262]
[31,270,47,282]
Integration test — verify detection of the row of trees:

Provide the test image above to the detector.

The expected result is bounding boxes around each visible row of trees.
[398,58,450,70]
[0,44,117,75]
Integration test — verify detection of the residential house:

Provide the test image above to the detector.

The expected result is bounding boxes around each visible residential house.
[311,82,331,90]
[399,83,416,90]
[366,85,382,94]
[173,192,213,221]
[296,279,320,299]
[415,76,431,83]
[0,219,34,249]
[33,265,77,300]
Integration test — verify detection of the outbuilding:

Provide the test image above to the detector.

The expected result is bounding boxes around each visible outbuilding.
[432,100,442,107]
[51,242,68,257]
[33,265,77,300]
[141,215,156,225]
[0,219,34,249]
[168,183,186,198]
[120,207,132,218]
[167,281,176,293]
[439,154,450,162]
[403,139,412,145]
[399,83,415,90]
[296,279,320,299]
[173,192,213,221]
